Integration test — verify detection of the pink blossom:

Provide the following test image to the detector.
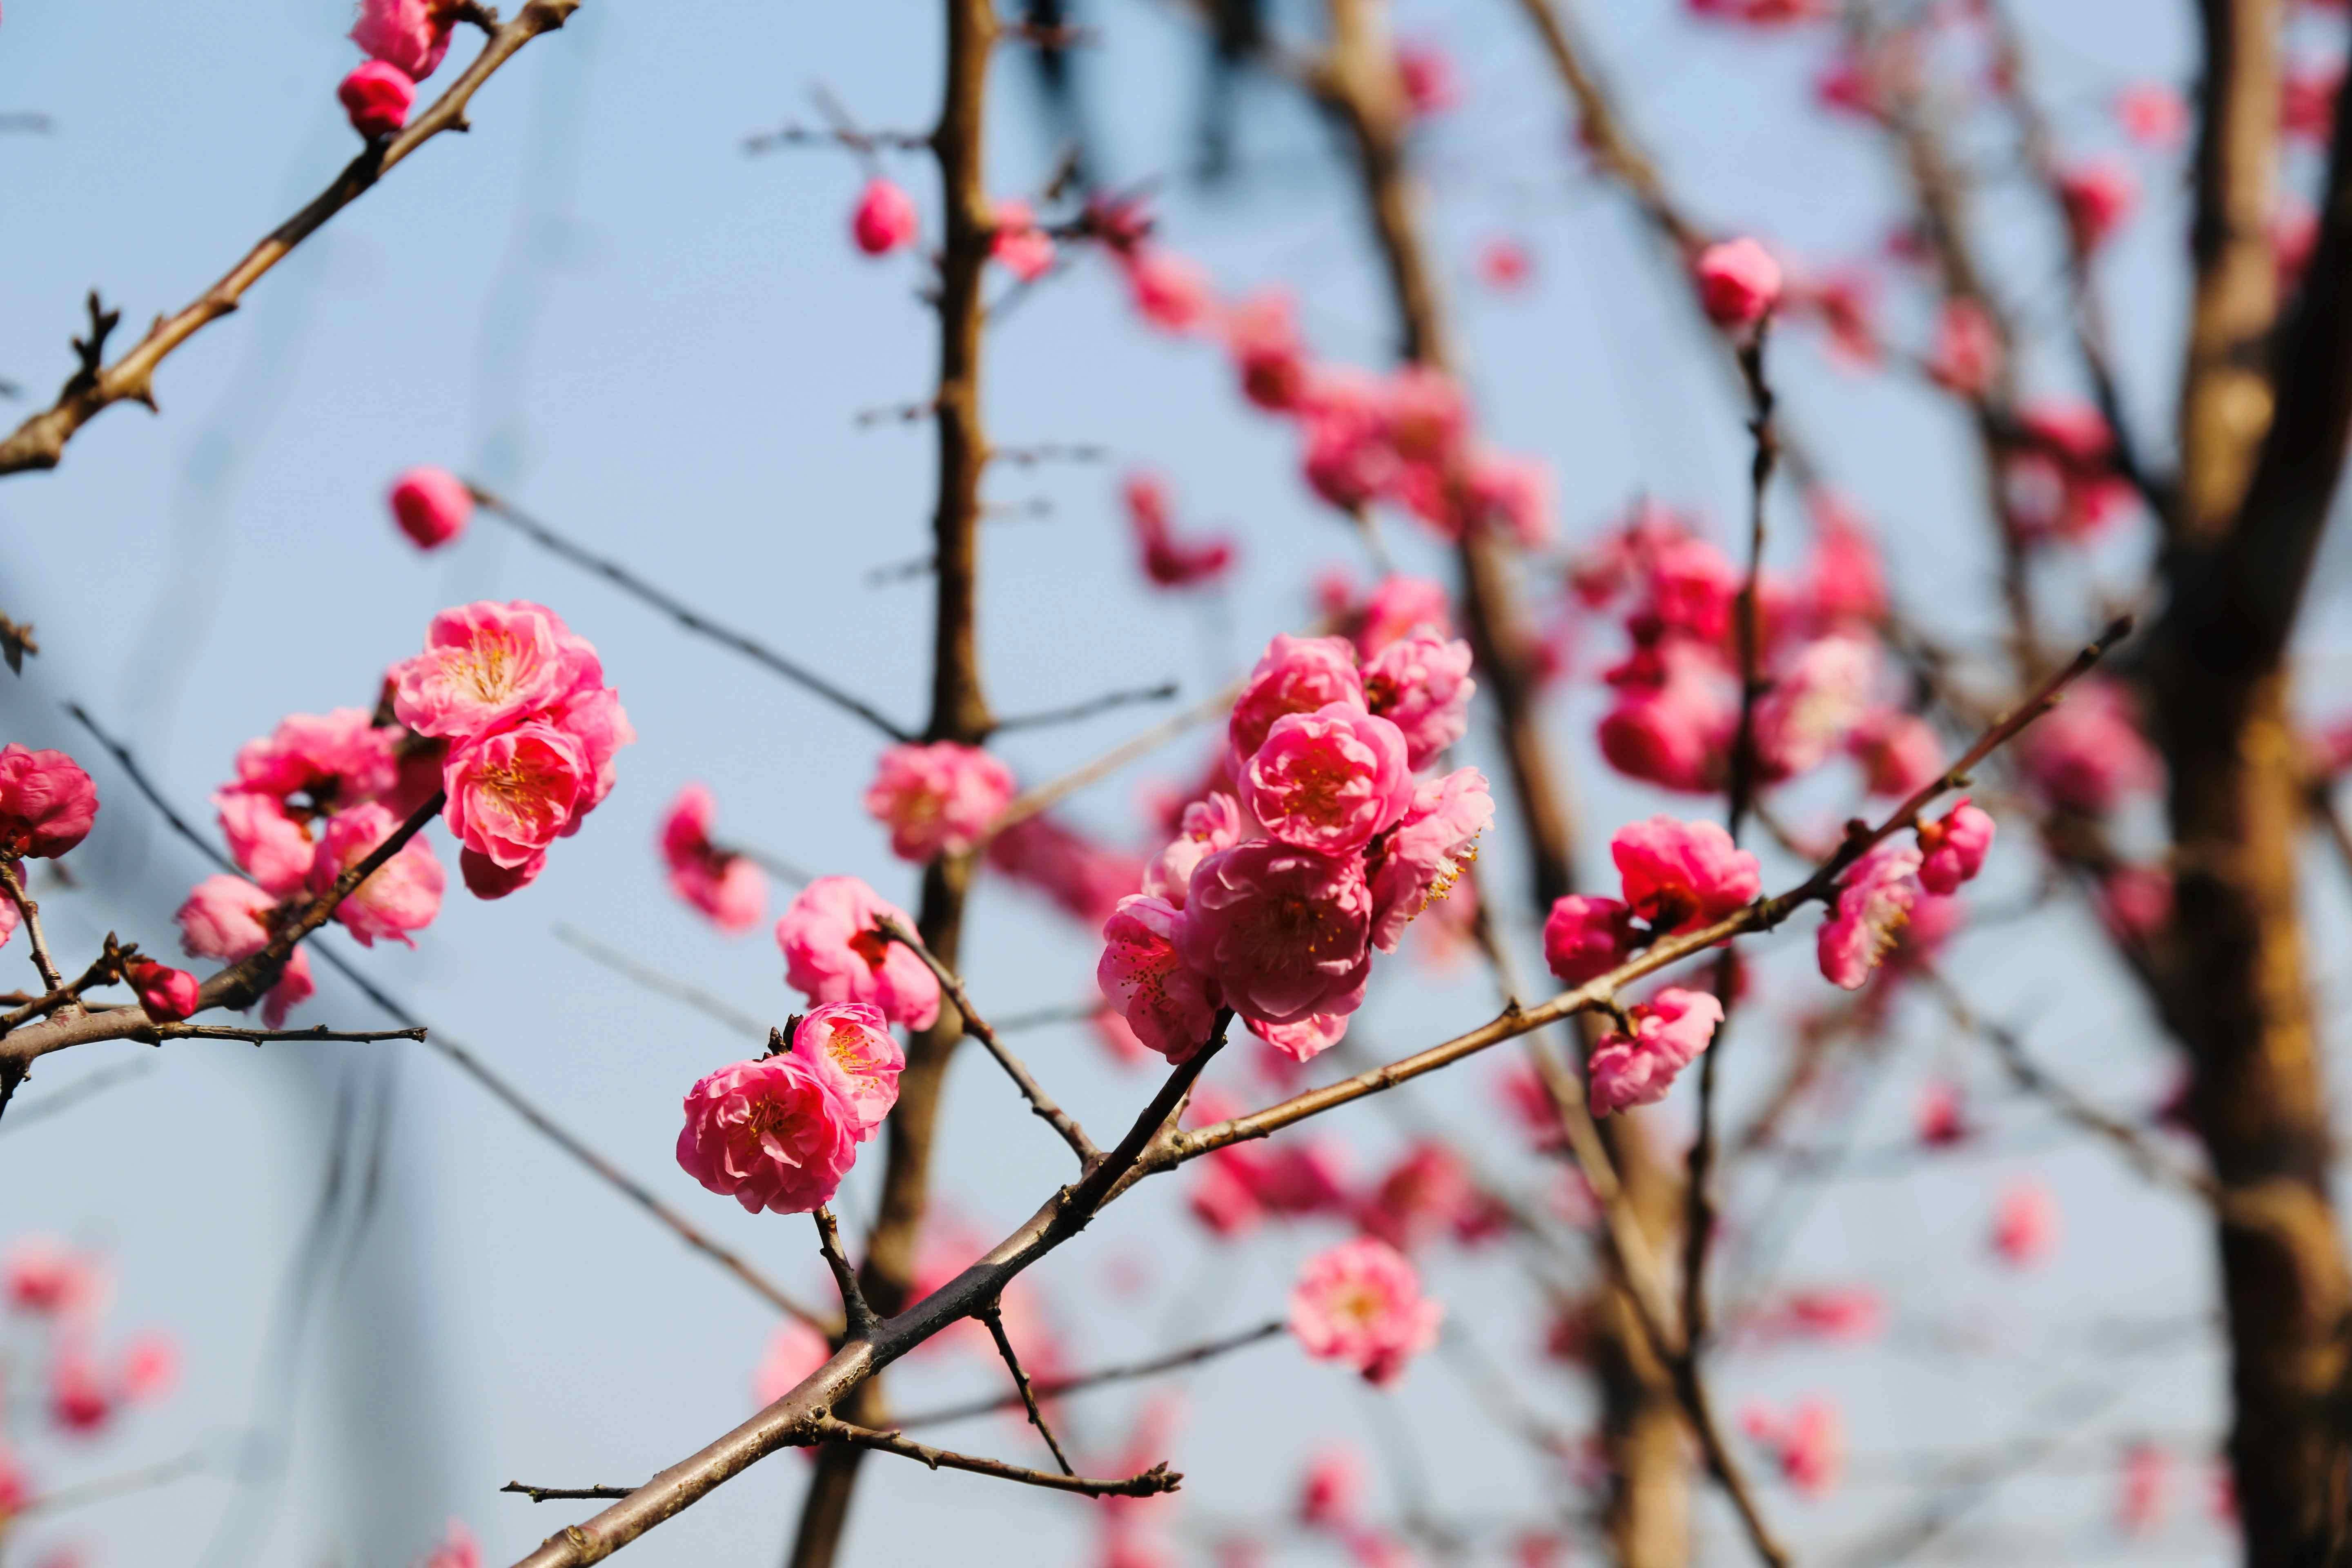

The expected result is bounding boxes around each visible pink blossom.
[341,60,415,138]
[753,1320,832,1407]
[1179,842,1372,1027]
[1251,1011,1349,1062]
[2119,1442,2169,1535]
[442,722,590,869]
[2058,158,2138,251]
[1381,368,1467,470]
[386,467,472,554]
[1991,1179,2058,1266]
[1915,799,1994,895]
[234,708,401,804]
[777,876,941,1030]
[5,1236,105,1317]
[1756,635,1878,781]
[1927,298,2001,398]
[176,875,277,962]
[1791,266,1881,368]
[1773,1286,1884,1342]
[658,784,766,933]
[418,1521,482,1568]
[851,177,919,255]
[128,960,199,1022]
[1143,792,1245,908]
[1396,40,1458,116]
[351,0,452,80]
[1124,472,1237,589]
[1611,815,1760,933]
[51,1345,113,1433]
[306,802,444,947]
[550,682,634,820]
[1223,290,1310,411]
[1744,1398,1843,1497]
[120,1332,178,1402]
[0,746,98,860]
[1362,634,1474,769]
[0,895,14,952]
[1814,51,1878,118]
[2018,679,2159,812]
[389,600,597,741]
[1352,575,1452,655]
[1302,402,1401,511]
[261,946,315,1029]
[1368,768,1492,952]
[1189,1158,1263,1236]
[1228,634,1368,767]
[2008,400,2136,540]
[676,1054,859,1215]
[1800,494,1886,626]
[1288,1237,1443,1386]
[2116,82,2188,148]
[1122,247,1216,334]
[863,741,1016,862]
[1477,236,1531,291]
[1099,895,1223,1062]
[1694,238,1782,329]
[214,791,315,897]
[990,198,1056,281]
[1299,1446,1368,1528]
[1847,709,1943,797]
[2284,62,2343,142]
[461,848,543,900]
[1599,642,1739,792]
[790,1001,904,1139]
[987,813,1143,924]
[1356,1140,1478,1252]
[1241,705,1413,856]
[2100,864,2174,942]
[1916,1077,1968,1146]
[1817,842,1923,989]
[1587,987,1723,1116]
[1543,894,1639,985]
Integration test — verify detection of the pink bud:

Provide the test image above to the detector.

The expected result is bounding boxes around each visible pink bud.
[0,745,99,860]
[339,61,416,139]
[128,960,200,1022]
[851,177,919,256]
[1694,238,1783,329]
[388,467,472,550]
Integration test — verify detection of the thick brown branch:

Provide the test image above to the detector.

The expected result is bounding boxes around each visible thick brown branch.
[814,1207,880,1342]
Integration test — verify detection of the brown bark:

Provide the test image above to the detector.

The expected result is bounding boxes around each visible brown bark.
[785,2,997,1561]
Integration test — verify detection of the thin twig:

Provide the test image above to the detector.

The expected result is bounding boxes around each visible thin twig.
[0,860,70,996]
[504,1481,635,1503]
[874,913,1097,1163]
[980,1298,1076,1475]
[741,122,930,155]
[467,485,913,742]
[814,1207,880,1341]
[552,924,770,1041]
[16,1450,210,1518]
[893,1319,1285,1428]
[973,677,1243,849]
[989,680,1179,736]
[150,1023,429,1045]
[813,1418,1178,1498]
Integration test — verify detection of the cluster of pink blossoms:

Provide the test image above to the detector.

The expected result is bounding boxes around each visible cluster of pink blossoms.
[340,0,463,139]
[1741,1397,1844,1498]
[862,741,1016,863]
[676,1001,905,1214]
[1,1235,179,1513]
[1099,628,1488,1064]
[1287,1236,1443,1386]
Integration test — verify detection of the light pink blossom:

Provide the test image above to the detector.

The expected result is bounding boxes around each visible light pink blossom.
[1612,815,1760,933]
[2018,678,2159,812]
[307,802,444,947]
[442,722,590,869]
[990,198,1056,281]
[1122,247,1216,334]
[388,599,597,742]
[1915,799,1994,895]
[177,875,278,961]
[214,790,316,897]
[1695,238,1783,329]
[351,0,452,80]
[1143,792,1244,908]
[1178,842,1372,1027]
[1298,1446,1368,1529]
[1099,894,1223,1062]
[1362,634,1474,769]
[1991,1179,2058,1267]
[790,1001,904,1139]
[863,741,1016,862]
[987,813,1144,925]
[1817,842,1923,989]
[1289,1237,1443,1386]
[776,875,941,1030]
[388,467,470,548]
[1927,298,2001,398]
[234,708,402,805]
[1477,236,1531,291]
[1124,472,1237,589]
[1368,767,1492,952]
[1587,987,1723,1116]
[851,177,918,256]
[658,784,767,933]
[1251,1011,1349,1062]
[1356,1140,1480,1252]
[1846,709,1943,797]
[1241,704,1414,856]
[676,1053,859,1215]
[0,746,98,860]
[1755,635,1878,781]
[1229,634,1368,767]
[6,1237,105,1317]
[1743,1398,1843,1497]
[1352,575,1452,656]
[341,60,415,138]
[418,1521,481,1568]
[1543,894,1639,985]
[2116,82,2188,148]
[2119,1441,2169,1535]
[1396,40,1458,116]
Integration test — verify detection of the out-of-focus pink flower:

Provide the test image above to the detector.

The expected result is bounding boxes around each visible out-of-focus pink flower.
[2100,864,2174,942]
[1757,635,1878,782]
[1791,265,1881,367]
[1800,494,1886,628]
[120,1331,179,1402]
[1123,472,1238,589]
[1122,247,1216,334]
[1229,634,1368,768]
[1362,634,1474,770]
[777,876,941,1030]
[1744,1398,1843,1497]
[1356,1140,1477,1253]
[851,177,919,256]
[214,789,315,897]
[351,0,452,80]
[2275,197,2321,287]
[1303,401,1402,512]
[1814,50,1878,118]
[2059,158,2138,252]
[443,722,590,869]
[307,802,444,946]
[128,960,199,1022]
[1916,1077,1968,1146]
[340,60,416,138]
[2018,678,2160,812]
[1368,768,1492,952]
[990,198,1056,281]
[789,1001,903,1139]
[1992,1178,2058,1266]
[658,784,766,933]
[1289,1237,1443,1386]
[1381,367,1467,469]
[1915,799,1994,895]
[2008,399,2137,541]
[1927,297,2002,399]
[5,1236,105,1317]
[1252,1011,1350,1062]
[1587,987,1723,1116]
[0,895,15,952]
[1478,236,1532,291]
[390,600,597,741]
[1224,290,1310,412]
[1466,449,1557,548]
[2117,82,2189,148]
[1599,642,1740,792]
[1543,894,1639,985]
[0,746,98,860]
[1497,1060,1567,1153]
[1688,0,1832,22]
[388,465,475,551]
[1612,815,1760,933]
[1396,40,1458,116]
[1189,1156,1263,1237]
[1100,894,1223,1062]
[1773,1286,1885,1342]
[1694,238,1783,330]
[50,1345,113,1434]
[1350,575,1453,657]
[753,1321,833,1407]
[1242,705,1414,856]
[1817,842,1923,989]
[1847,710,1944,797]
[2283,62,2343,143]
[676,1054,858,1215]
[1298,1445,1368,1529]
[176,874,311,1026]
[0,1450,28,1519]
[418,1521,482,1568]
[2119,1441,2169,1535]
[988,813,1143,927]
[1180,842,1372,1027]
[1143,792,1244,908]
[234,709,403,806]
[862,741,1015,862]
